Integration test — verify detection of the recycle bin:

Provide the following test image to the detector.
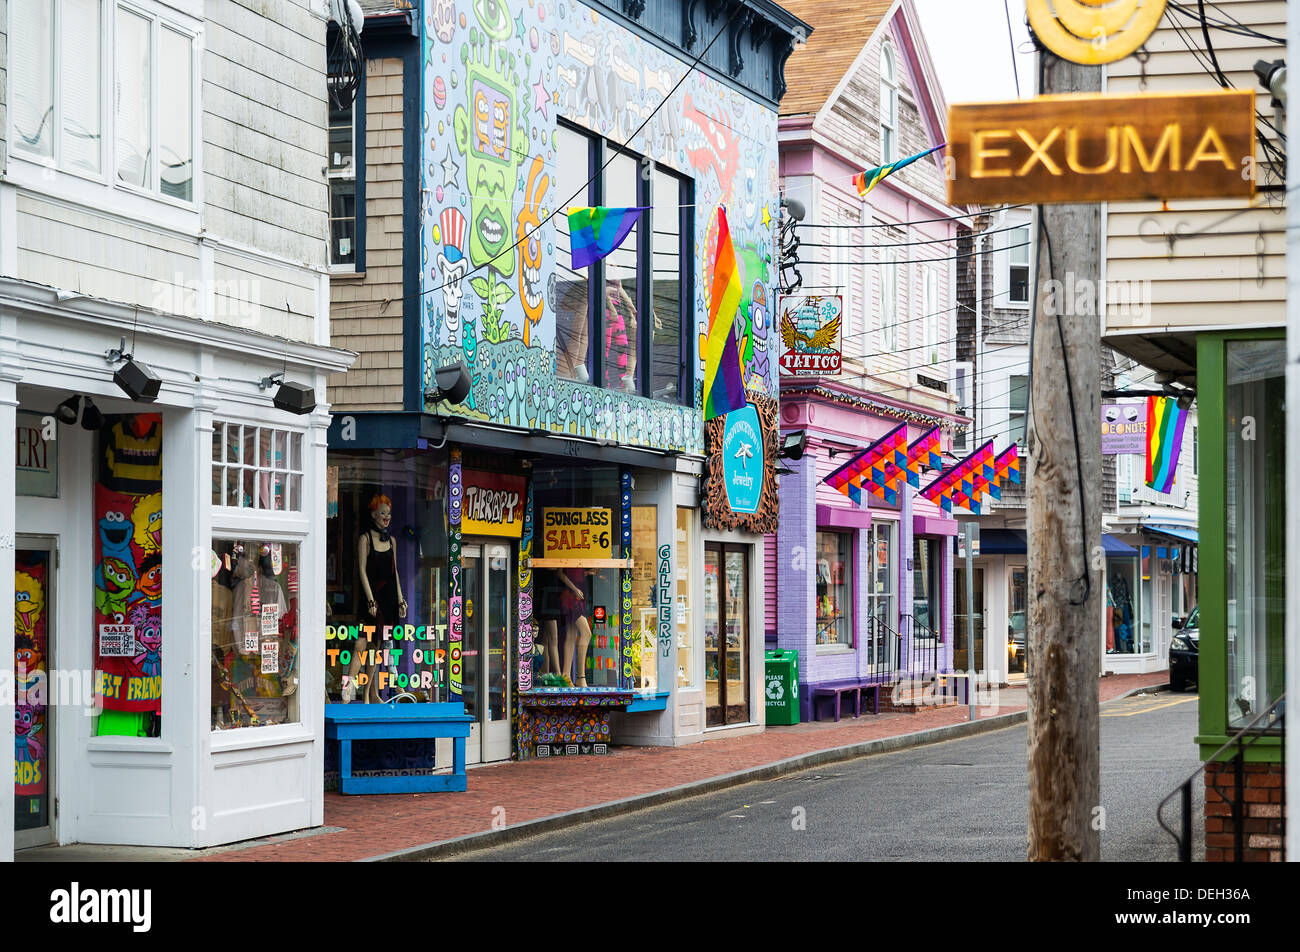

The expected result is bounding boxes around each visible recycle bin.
[764,649,800,726]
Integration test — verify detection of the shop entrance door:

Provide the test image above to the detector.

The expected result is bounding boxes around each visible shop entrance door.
[461,542,513,764]
[15,538,56,849]
[704,543,750,727]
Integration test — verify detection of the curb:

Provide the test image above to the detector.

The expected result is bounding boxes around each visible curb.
[370,706,1030,862]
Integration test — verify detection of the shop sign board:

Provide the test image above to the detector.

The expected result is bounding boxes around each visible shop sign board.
[1102,402,1147,455]
[778,295,842,376]
[462,471,526,538]
[542,507,613,559]
[721,403,763,514]
[15,410,58,497]
[947,90,1257,206]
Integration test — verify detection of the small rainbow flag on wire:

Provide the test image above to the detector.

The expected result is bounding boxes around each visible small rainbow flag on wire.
[567,206,649,270]
[853,143,946,198]
[703,206,748,422]
[1145,395,1188,494]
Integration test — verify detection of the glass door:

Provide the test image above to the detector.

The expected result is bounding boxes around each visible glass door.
[954,564,985,674]
[15,539,55,849]
[483,542,512,762]
[866,523,896,672]
[705,543,750,727]
[460,542,513,764]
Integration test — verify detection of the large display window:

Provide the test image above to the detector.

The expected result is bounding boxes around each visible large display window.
[93,413,163,737]
[815,531,852,647]
[210,540,301,729]
[325,450,450,704]
[531,464,623,690]
[1106,556,1140,654]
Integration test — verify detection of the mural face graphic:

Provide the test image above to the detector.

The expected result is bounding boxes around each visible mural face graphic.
[96,556,136,619]
[422,0,781,452]
[14,570,44,639]
[132,491,163,554]
[517,155,549,346]
[453,4,525,282]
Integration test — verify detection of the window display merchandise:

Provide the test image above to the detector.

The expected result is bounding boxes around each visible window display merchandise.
[93,413,163,736]
[210,541,300,728]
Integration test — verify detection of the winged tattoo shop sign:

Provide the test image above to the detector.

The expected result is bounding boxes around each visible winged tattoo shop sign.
[779,295,842,376]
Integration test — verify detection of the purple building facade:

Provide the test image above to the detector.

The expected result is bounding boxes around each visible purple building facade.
[772,0,967,718]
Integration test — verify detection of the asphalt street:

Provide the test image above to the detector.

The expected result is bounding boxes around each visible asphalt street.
[454,690,1202,862]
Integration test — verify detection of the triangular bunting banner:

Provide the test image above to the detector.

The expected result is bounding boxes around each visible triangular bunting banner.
[904,426,943,488]
[824,423,909,507]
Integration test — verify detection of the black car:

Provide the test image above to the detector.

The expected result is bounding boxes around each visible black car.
[1169,605,1198,692]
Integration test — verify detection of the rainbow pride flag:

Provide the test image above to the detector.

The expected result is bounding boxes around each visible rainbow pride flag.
[853,143,947,198]
[1145,396,1188,494]
[703,207,748,422]
[567,206,648,270]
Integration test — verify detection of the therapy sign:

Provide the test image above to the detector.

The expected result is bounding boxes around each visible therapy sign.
[948,90,1256,205]
[542,508,613,559]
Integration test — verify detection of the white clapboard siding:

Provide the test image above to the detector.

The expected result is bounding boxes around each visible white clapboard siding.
[1104,0,1286,337]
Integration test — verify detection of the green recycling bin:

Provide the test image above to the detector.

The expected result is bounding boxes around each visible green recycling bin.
[764,649,800,725]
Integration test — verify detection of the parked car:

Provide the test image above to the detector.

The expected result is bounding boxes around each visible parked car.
[1169,605,1199,692]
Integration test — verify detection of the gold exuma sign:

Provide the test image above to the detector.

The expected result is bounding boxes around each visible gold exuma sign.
[948,90,1257,205]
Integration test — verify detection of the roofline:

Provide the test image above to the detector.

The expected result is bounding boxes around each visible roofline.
[745,0,814,39]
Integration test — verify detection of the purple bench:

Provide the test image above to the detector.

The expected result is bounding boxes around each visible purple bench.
[811,678,886,721]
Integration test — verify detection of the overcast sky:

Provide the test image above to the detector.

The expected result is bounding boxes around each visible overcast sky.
[914,0,1034,103]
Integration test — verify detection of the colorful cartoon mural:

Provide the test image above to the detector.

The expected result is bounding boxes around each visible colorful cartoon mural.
[421,0,781,454]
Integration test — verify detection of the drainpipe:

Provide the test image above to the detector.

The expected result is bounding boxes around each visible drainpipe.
[1285,3,1298,863]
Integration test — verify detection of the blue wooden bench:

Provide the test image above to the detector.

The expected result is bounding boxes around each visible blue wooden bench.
[324,702,472,794]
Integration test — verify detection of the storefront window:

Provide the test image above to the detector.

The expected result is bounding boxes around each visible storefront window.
[1007,564,1027,673]
[94,413,163,737]
[628,505,658,691]
[912,538,938,634]
[211,540,300,728]
[325,450,450,705]
[533,464,622,690]
[1225,340,1285,727]
[675,507,695,688]
[815,531,852,647]
[1107,556,1139,654]
[954,561,984,673]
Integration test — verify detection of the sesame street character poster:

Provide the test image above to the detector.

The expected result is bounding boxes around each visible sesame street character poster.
[15,552,49,812]
[93,414,163,715]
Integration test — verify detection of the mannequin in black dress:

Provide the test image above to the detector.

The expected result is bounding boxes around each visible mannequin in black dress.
[347,493,407,702]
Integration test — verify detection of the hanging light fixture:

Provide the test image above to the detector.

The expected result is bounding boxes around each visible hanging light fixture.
[80,397,104,431]
[54,395,82,425]
[258,373,316,415]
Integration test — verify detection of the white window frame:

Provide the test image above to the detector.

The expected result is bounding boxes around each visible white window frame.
[879,39,898,165]
[1008,373,1029,446]
[211,421,307,514]
[880,248,899,353]
[328,89,359,272]
[953,360,973,453]
[994,216,1032,309]
[6,0,202,232]
[922,262,940,368]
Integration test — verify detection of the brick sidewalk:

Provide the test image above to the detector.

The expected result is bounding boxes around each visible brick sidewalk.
[193,671,1167,862]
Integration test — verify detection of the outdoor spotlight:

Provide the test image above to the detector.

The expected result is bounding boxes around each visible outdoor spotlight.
[779,430,807,461]
[427,360,472,406]
[1176,393,1195,411]
[257,372,316,415]
[54,395,81,425]
[113,357,162,403]
[272,381,316,415]
[80,397,104,431]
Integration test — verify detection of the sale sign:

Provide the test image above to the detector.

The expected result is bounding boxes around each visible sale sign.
[542,508,613,559]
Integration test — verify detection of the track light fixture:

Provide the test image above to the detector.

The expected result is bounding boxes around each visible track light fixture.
[424,360,473,407]
[258,372,317,415]
[54,395,81,425]
[105,336,161,402]
[80,397,104,431]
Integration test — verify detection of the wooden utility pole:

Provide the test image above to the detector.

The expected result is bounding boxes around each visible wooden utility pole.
[1026,51,1103,862]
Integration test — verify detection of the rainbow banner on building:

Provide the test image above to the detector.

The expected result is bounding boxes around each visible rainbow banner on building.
[921,441,996,515]
[824,423,909,506]
[904,426,943,488]
[567,206,649,270]
[703,206,748,422]
[853,143,947,198]
[995,444,1021,486]
[1145,395,1188,494]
